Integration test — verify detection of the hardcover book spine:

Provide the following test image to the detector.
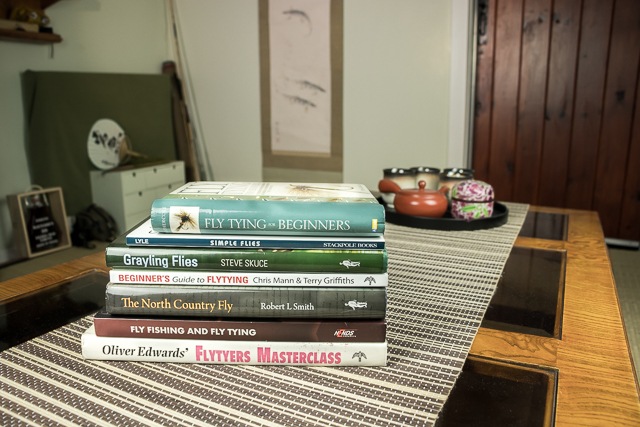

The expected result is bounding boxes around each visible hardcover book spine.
[92,314,387,342]
[105,247,388,274]
[105,283,387,319]
[81,326,388,366]
[149,200,385,236]
[109,270,388,288]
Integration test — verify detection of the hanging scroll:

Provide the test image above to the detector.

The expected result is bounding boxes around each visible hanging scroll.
[260,0,343,176]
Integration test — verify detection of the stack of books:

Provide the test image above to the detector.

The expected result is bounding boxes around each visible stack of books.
[81,182,389,366]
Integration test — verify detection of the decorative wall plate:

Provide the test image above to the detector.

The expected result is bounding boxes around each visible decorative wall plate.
[87,118,125,170]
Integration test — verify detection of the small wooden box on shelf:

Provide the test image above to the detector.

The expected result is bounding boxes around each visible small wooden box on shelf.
[7,187,71,259]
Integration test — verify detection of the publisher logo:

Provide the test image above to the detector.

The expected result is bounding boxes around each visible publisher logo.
[339,259,361,269]
[334,328,357,338]
[345,300,367,310]
[352,351,367,362]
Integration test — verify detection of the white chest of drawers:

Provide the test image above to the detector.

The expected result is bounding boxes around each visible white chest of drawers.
[90,161,185,233]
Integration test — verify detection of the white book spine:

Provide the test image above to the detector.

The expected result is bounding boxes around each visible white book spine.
[109,270,388,287]
[81,326,387,366]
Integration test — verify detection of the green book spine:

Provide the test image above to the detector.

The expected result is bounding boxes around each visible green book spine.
[149,182,385,236]
[150,201,384,236]
[106,237,388,274]
[105,283,387,319]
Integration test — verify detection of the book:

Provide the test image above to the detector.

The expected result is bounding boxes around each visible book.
[149,182,385,236]
[81,325,388,366]
[109,270,388,288]
[127,219,386,250]
[106,235,388,274]
[105,283,387,319]
[93,311,387,342]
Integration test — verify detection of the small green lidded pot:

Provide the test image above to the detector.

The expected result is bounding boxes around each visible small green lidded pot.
[450,180,494,221]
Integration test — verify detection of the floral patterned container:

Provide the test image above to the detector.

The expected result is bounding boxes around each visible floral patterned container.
[450,180,494,221]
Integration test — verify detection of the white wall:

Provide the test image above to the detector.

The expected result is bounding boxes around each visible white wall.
[343,0,453,187]
[1,0,472,257]
[172,0,262,182]
[0,0,170,258]
[174,0,467,188]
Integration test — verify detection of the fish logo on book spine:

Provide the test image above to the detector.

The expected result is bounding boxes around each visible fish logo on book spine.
[339,260,361,269]
[345,300,368,310]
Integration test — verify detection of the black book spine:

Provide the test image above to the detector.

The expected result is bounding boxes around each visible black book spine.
[105,284,387,319]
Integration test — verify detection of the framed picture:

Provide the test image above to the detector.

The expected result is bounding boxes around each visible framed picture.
[7,187,71,259]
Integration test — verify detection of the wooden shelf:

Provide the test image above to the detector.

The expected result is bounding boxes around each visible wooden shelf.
[0,0,61,44]
[0,27,61,43]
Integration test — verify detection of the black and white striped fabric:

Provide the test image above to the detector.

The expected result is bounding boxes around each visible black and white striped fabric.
[1,203,528,426]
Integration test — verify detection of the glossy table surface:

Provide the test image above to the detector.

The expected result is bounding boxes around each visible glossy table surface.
[472,206,640,425]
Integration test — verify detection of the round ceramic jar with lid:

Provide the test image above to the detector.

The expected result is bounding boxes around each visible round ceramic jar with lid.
[381,167,416,207]
[411,166,440,190]
[450,180,495,221]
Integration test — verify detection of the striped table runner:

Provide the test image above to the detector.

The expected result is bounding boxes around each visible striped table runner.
[1,203,528,426]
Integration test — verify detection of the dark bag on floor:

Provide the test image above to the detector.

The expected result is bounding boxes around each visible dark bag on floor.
[71,204,117,248]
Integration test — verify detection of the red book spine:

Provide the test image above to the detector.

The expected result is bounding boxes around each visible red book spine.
[93,313,386,343]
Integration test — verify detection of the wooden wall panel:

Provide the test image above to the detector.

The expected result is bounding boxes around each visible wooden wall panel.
[512,0,552,204]
[471,0,497,181]
[592,0,640,237]
[486,0,523,201]
[537,0,580,207]
[473,0,640,240]
[563,0,612,210]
